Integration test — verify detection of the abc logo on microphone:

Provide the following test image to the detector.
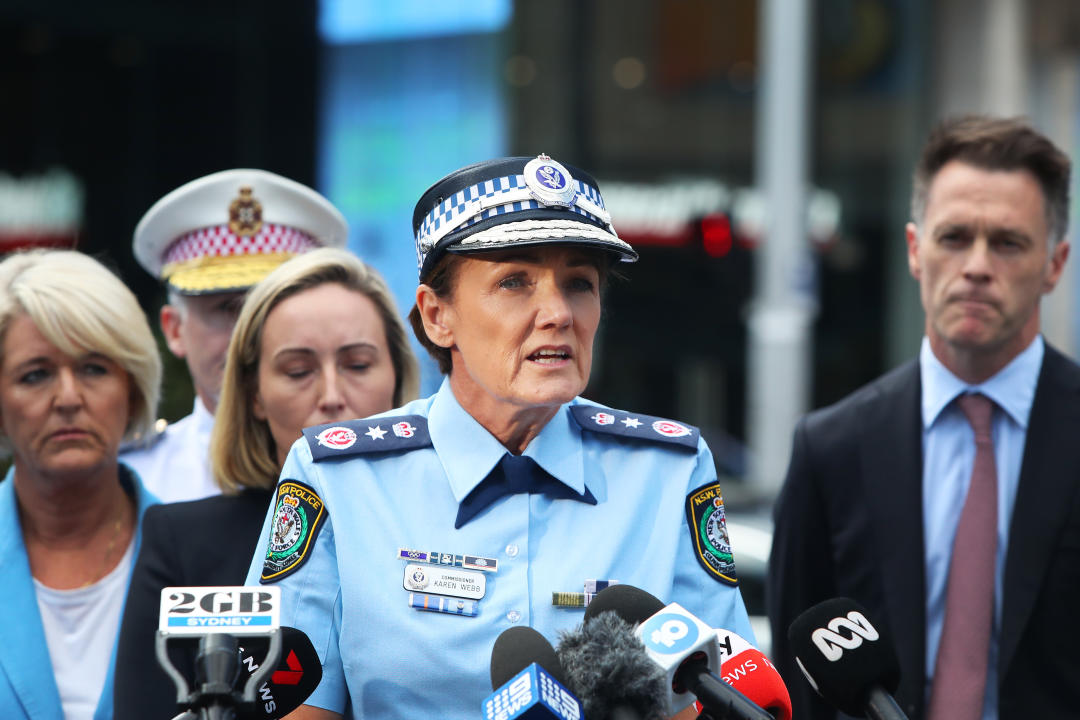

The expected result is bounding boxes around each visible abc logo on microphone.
[809,609,880,662]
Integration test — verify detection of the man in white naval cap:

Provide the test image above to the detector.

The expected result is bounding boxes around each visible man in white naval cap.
[123,169,347,502]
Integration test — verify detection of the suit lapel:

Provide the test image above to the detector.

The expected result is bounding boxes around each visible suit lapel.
[999,346,1080,675]
[859,361,926,708]
[0,478,63,720]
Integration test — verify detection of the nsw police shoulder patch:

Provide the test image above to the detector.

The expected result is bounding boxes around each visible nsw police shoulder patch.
[304,415,431,462]
[685,481,738,586]
[569,405,699,450]
[260,480,328,583]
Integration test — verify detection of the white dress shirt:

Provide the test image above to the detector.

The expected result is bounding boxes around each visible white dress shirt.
[121,399,220,503]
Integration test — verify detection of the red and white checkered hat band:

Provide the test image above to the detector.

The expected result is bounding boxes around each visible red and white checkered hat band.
[162,224,318,266]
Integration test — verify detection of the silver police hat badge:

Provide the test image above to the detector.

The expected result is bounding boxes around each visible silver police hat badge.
[411,154,637,281]
[523,154,577,207]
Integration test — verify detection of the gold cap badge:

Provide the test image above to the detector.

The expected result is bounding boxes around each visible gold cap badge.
[228,186,263,237]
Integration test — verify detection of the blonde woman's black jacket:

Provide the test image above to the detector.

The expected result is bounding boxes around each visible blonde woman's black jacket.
[113,488,273,720]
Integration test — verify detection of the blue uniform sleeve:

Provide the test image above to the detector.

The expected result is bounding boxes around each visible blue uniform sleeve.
[245,438,347,714]
[672,437,757,644]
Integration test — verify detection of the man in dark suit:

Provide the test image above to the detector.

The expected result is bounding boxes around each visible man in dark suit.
[768,115,1079,720]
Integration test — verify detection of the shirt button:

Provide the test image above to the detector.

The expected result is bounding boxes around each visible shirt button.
[506,610,521,623]
[505,544,519,557]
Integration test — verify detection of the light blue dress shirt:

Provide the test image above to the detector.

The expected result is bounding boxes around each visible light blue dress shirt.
[920,335,1044,720]
[246,378,754,720]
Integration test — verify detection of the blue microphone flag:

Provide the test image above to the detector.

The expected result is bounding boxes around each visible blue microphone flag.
[482,662,582,720]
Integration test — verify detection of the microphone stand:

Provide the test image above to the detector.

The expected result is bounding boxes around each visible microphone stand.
[864,687,908,720]
[193,634,242,720]
[158,629,283,720]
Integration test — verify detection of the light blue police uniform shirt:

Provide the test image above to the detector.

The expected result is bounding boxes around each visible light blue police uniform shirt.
[246,378,754,720]
[920,335,1043,720]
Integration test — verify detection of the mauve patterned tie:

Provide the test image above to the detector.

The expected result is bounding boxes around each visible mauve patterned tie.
[927,392,997,720]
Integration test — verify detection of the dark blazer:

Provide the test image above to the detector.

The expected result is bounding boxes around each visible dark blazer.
[113,489,273,720]
[767,344,1080,720]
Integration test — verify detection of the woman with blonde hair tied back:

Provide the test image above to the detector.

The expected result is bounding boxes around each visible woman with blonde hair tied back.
[115,247,418,719]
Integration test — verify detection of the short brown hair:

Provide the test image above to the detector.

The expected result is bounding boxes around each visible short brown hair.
[408,254,459,376]
[911,115,1071,245]
[211,248,419,493]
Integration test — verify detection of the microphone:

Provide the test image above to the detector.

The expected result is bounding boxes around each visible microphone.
[584,584,773,720]
[787,597,907,720]
[693,630,791,720]
[192,634,243,720]
[235,626,322,719]
[157,586,319,720]
[557,609,668,720]
[486,625,584,720]
[168,626,321,720]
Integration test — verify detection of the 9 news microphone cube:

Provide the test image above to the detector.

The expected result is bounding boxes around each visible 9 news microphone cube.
[482,663,582,720]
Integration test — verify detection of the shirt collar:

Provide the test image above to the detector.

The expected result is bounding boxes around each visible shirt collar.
[194,396,215,426]
[428,377,587,502]
[920,334,1044,429]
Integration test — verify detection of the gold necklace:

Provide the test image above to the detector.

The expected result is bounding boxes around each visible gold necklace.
[81,508,126,588]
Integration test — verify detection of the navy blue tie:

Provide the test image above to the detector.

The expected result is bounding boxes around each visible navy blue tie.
[454,453,597,528]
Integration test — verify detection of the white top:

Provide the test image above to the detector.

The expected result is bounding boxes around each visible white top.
[120,399,220,503]
[34,538,136,720]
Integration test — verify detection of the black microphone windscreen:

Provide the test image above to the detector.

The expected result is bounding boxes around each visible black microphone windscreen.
[583,584,665,626]
[788,598,901,717]
[238,625,322,720]
[557,610,668,720]
[490,625,568,690]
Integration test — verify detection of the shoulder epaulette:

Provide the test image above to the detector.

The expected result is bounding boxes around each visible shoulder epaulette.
[303,415,432,461]
[569,404,699,450]
[119,417,168,453]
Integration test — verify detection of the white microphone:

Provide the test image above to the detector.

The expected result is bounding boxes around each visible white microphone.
[635,602,722,712]
[584,584,773,720]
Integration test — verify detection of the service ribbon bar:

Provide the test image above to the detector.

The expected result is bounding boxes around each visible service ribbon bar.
[552,592,586,608]
[408,593,478,617]
[398,547,499,573]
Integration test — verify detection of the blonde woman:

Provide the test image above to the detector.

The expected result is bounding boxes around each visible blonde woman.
[0,249,162,720]
[114,247,418,719]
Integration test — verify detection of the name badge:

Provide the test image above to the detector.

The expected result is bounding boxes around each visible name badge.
[403,563,486,600]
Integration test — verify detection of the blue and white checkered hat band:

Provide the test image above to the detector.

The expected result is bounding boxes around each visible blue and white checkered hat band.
[414,173,619,273]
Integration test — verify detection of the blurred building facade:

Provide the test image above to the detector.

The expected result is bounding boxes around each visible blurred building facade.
[3,0,1080,492]
[498,0,1080,493]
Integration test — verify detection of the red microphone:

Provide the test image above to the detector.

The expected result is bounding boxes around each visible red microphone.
[695,630,792,720]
